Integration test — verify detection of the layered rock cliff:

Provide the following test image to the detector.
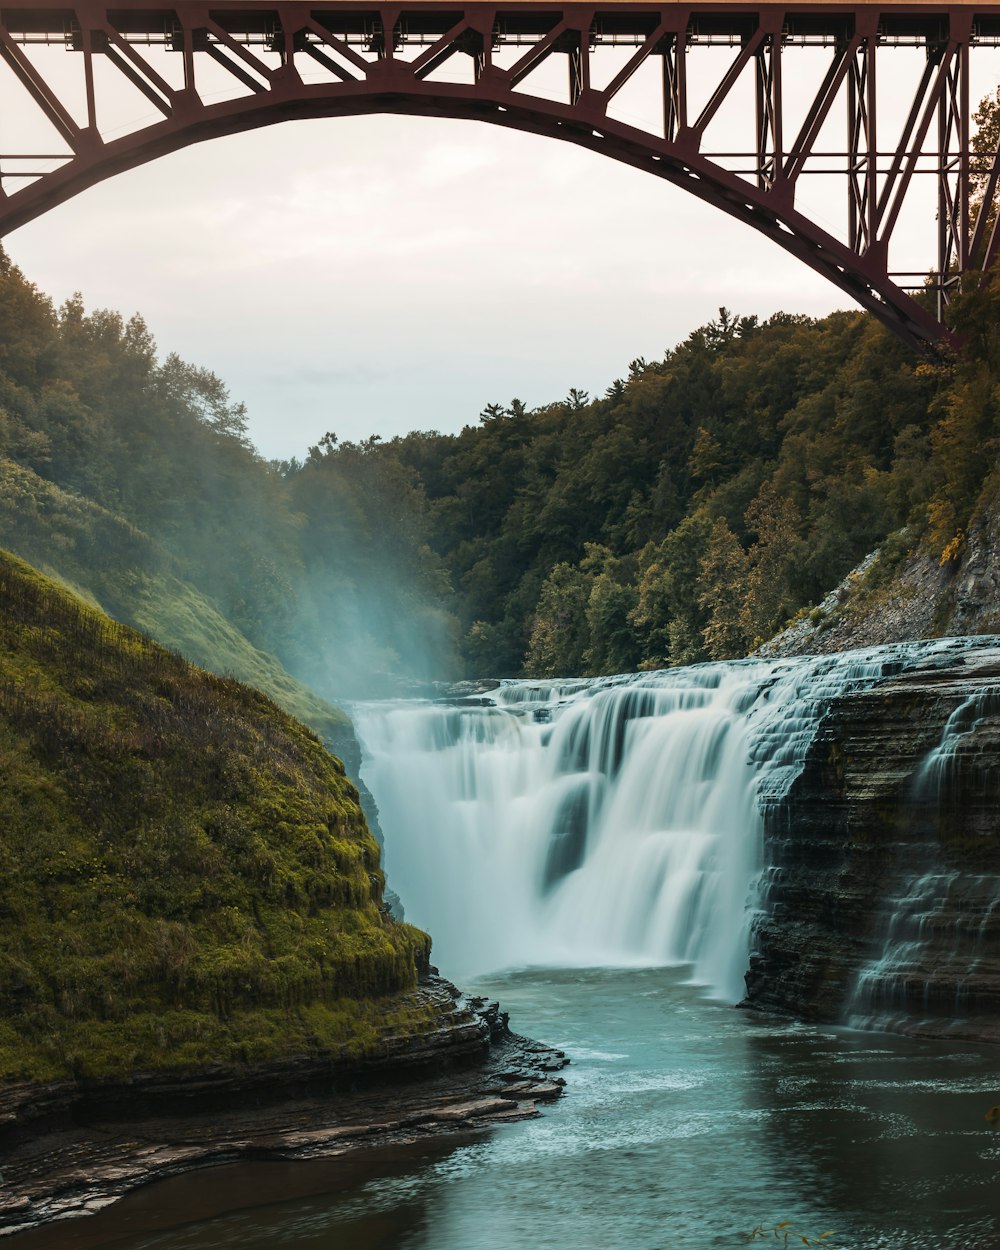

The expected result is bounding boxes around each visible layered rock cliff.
[744,642,1000,1043]
[0,981,566,1235]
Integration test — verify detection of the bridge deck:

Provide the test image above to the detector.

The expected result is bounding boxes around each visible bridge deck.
[4,2,1000,46]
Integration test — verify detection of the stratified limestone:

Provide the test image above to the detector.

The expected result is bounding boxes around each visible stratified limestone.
[744,644,1000,1043]
[0,978,567,1236]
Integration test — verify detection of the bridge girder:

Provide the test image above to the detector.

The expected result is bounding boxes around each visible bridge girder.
[1,2,1000,350]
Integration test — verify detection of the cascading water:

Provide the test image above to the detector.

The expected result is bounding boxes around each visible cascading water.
[353,641,963,1003]
[847,684,1000,1030]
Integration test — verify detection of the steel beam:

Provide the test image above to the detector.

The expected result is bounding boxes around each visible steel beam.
[0,1,998,351]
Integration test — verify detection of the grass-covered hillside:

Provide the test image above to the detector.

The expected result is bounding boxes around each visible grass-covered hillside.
[0,549,432,1084]
[0,455,352,744]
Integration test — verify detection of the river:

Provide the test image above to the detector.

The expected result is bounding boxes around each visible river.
[27,967,1000,1250]
[21,644,1000,1249]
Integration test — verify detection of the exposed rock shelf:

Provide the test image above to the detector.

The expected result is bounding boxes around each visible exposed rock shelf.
[0,978,567,1238]
[744,643,1000,1042]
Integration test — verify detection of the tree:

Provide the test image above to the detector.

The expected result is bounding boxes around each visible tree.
[583,546,640,675]
[698,518,751,659]
[524,562,592,677]
[972,86,1000,243]
[741,484,803,644]
[688,426,723,485]
[157,353,252,448]
[630,511,714,668]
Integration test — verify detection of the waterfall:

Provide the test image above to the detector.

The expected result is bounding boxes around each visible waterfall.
[847,684,1000,1030]
[918,688,1000,801]
[353,642,961,1002]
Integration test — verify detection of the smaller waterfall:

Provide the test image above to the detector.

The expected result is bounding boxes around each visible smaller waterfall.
[847,685,1000,1032]
[919,688,1000,801]
[849,870,961,1026]
[354,643,965,1002]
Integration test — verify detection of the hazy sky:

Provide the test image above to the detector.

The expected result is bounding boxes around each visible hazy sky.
[7,42,999,460]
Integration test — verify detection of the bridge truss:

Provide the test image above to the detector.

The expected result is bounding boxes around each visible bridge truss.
[1,1,1000,348]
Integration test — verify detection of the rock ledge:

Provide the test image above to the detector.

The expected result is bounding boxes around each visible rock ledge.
[0,979,567,1237]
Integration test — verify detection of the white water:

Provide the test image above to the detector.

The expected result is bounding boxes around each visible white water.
[354,640,971,1003]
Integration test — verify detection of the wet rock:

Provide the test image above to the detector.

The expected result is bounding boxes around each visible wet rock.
[0,978,567,1237]
[744,645,1000,1044]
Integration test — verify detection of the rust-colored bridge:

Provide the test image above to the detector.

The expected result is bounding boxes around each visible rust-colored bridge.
[2,0,1000,347]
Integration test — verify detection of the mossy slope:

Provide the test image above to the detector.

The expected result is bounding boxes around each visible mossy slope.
[0,454,350,743]
[0,548,431,1084]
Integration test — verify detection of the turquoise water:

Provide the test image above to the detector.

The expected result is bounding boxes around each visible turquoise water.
[29,967,1000,1250]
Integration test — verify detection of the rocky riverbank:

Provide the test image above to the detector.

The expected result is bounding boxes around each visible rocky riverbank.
[0,977,567,1238]
[744,641,1000,1043]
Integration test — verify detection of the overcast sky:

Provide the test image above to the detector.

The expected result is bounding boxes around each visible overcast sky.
[7,43,999,461]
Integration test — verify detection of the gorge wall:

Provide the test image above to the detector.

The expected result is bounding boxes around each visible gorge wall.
[761,470,1000,660]
[745,643,1000,1043]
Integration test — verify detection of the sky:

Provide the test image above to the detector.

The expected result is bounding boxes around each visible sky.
[5,42,999,461]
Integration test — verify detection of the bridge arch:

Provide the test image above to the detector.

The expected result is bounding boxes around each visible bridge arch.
[2,1,999,350]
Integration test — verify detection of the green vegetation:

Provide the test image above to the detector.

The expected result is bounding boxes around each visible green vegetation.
[0,124,997,1098]
[0,455,351,741]
[0,251,453,701]
[3,235,1000,691]
[0,548,431,1082]
[375,300,987,674]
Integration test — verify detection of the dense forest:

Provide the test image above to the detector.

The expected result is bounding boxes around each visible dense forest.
[0,242,998,694]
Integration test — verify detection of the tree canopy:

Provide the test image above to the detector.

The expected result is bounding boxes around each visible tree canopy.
[2,242,999,687]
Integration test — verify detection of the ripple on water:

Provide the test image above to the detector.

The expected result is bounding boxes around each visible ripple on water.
[562,1047,628,1062]
[844,1076,1000,1094]
[44,968,1000,1250]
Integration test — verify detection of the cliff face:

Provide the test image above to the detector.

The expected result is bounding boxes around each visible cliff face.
[950,469,1000,636]
[744,644,1000,1043]
[762,470,1000,659]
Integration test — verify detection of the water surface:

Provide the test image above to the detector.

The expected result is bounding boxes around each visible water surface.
[39,967,1000,1250]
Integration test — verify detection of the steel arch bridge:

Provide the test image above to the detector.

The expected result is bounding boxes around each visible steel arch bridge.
[2,1,1000,349]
